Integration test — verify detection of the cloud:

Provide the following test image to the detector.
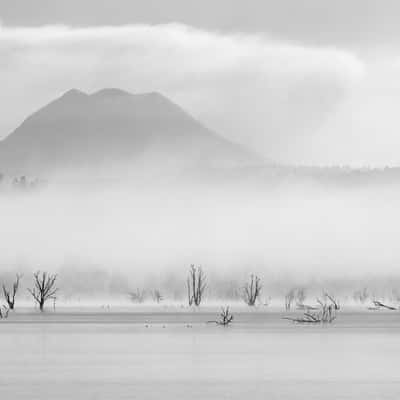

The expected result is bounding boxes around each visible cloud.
[0,23,365,161]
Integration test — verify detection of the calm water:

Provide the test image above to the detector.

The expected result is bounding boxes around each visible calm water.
[0,310,399,399]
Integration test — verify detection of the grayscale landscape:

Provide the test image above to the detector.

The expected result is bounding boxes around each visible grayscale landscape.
[1,1,400,399]
[1,310,400,400]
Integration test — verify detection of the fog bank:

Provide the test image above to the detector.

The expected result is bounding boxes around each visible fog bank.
[1,178,399,300]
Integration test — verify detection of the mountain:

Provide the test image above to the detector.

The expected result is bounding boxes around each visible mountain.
[0,88,257,178]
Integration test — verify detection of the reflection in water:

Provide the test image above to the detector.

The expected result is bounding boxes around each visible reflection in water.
[0,312,399,399]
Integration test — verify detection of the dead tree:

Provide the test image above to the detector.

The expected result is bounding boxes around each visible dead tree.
[242,274,261,306]
[152,290,163,303]
[0,305,9,319]
[353,288,369,303]
[390,289,400,303]
[27,271,58,312]
[284,296,337,324]
[295,288,306,306]
[2,273,22,310]
[285,288,296,310]
[187,265,206,306]
[208,306,234,326]
[316,298,337,322]
[323,292,340,310]
[129,289,146,303]
[285,287,317,311]
[296,303,319,311]
[295,288,321,310]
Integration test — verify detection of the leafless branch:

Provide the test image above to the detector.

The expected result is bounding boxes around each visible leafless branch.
[323,292,340,310]
[152,289,163,303]
[0,305,10,319]
[2,273,22,310]
[208,306,234,326]
[284,296,338,324]
[285,288,296,310]
[129,288,146,303]
[353,288,369,303]
[372,300,397,310]
[242,274,261,306]
[27,271,58,312]
[187,265,206,306]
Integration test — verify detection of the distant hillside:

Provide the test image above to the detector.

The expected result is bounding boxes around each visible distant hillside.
[189,164,400,188]
[0,88,256,177]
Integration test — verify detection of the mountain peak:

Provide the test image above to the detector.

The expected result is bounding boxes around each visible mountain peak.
[0,88,256,177]
[61,88,88,98]
[91,88,132,98]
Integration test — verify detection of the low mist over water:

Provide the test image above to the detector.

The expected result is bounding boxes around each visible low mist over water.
[2,176,400,301]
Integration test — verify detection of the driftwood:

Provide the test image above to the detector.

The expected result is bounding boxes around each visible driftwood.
[207,306,234,326]
[296,302,319,311]
[284,297,337,324]
[370,301,397,311]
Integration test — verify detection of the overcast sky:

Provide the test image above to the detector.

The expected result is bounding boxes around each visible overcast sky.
[1,0,400,166]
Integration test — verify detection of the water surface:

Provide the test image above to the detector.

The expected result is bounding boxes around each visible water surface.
[0,310,399,399]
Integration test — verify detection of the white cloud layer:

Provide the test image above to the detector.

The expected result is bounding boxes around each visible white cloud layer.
[0,23,370,164]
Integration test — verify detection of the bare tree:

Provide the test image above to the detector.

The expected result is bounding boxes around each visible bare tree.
[294,288,321,310]
[27,271,58,312]
[208,306,234,326]
[285,288,296,310]
[285,287,318,311]
[0,305,9,319]
[242,274,261,306]
[323,292,340,310]
[353,288,369,304]
[129,288,146,303]
[296,303,319,311]
[295,288,306,307]
[2,273,22,310]
[187,265,206,306]
[152,289,163,303]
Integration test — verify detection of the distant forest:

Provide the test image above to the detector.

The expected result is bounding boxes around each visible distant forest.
[2,165,400,192]
[0,174,42,191]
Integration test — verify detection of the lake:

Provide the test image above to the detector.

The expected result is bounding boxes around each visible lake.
[0,309,399,399]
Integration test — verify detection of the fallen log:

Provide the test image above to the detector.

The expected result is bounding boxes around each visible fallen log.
[372,301,397,310]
